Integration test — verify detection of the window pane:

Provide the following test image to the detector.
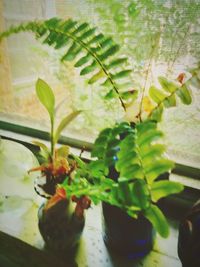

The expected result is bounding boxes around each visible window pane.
[0,0,200,168]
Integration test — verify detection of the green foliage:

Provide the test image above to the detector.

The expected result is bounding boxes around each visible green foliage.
[116,121,174,184]
[36,79,55,122]
[90,120,184,237]
[0,10,191,238]
[54,111,81,145]
[35,78,81,158]
[151,180,184,202]
[91,122,133,169]
[148,76,192,122]
[144,204,169,238]
[0,18,132,108]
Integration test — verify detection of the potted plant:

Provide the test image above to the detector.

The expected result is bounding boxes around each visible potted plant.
[86,70,198,259]
[27,78,92,256]
[1,17,199,260]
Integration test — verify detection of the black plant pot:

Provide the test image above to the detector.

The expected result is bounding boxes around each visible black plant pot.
[38,199,85,256]
[102,202,155,260]
[178,200,200,267]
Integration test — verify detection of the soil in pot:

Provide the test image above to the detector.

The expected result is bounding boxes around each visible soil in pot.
[102,202,155,260]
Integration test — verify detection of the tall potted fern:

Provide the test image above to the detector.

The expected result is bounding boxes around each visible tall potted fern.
[89,71,197,258]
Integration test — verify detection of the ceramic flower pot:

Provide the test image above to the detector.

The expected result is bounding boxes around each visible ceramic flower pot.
[38,198,85,256]
[178,199,200,267]
[102,202,155,260]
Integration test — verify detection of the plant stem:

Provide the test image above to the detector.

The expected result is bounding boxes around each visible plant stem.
[50,117,55,161]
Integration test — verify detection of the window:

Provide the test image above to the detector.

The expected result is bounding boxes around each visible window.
[0,0,200,188]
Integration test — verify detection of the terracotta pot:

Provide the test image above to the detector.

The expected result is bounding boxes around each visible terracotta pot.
[102,202,155,260]
[38,199,85,255]
[178,200,200,267]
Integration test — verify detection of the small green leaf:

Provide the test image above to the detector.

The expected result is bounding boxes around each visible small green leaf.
[87,33,104,45]
[120,164,143,179]
[79,28,96,41]
[60,20,78,31]
[176,84,192,105]
[88,70,105,84]
[45,17,61,28]
[150,104,164,122]
[88,160,108,177]
[144,204,169,238]
[75,53,91,67]
[32,141,49,152]
[57,145,70,158]
[36,78,55,120]
[151,180,184,202]
[99,45,120,61]
[158,77,178,93]
[145,159,174,184]
[73,23,89,34]
[163,94,176,107]
[132,180,150,209]
[137,129,163,147]
[54,36,69,49]
[80,61,97,75]
[118,177,132,205]
[149,86,167,103]
[61,42,80,61]
[141,144,165,163]
[99,37,113,48]
[112,70,132,80]
[104,89,118,99]
[54,111,81,144]
[32,140,50,159]
[43,31,57,45]
[120,90,138,101]
[107,57,128,69]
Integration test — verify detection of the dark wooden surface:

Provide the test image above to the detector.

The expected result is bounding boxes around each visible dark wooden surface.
[0,231,75,267]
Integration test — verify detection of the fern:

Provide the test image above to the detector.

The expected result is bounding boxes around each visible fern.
[116,121,174,184]
[0,17,134,110]
[91,120,184,237]
[148,76,192,122]
[91,122,133,169]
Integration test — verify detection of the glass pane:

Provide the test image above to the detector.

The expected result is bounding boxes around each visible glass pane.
[0,0,200,168]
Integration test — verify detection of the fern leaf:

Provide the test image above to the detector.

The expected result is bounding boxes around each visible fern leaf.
[176,84,192,105]
[149,76,192,121]
[158,77,178,93]
[116,121,174,184]
[112,70,132,80]
[75,53,91,67]
[79,28,96,41]
[149,86,166,103]
[80,61,97,75]
[151,180,184,202]
[107,57,128,69]
[144,204,169,238]
[99,44,120,61]
[132,180,150,209]
[0,18,131,108]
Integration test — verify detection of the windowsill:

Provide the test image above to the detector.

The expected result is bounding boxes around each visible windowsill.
[0,203,183,267]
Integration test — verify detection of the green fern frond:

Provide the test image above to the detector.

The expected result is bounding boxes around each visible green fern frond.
[0,17,133,110]
[116,121,174,184]
[148,76,192,121]
[91,122,133,164]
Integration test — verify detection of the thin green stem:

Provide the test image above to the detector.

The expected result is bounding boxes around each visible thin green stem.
[50,116,55,160]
